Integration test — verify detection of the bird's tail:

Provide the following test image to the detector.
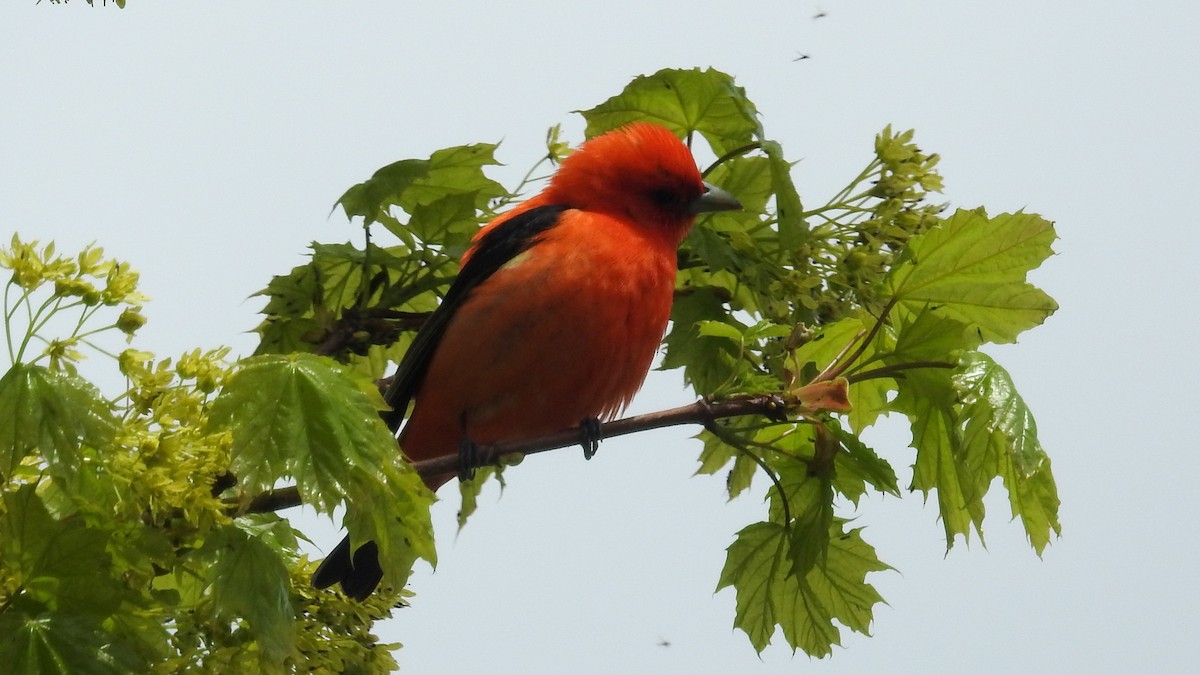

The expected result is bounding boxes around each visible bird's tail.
[311,536,384,601]
[312,471,451,600]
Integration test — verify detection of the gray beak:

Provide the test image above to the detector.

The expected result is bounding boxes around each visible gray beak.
[689,182,743,214]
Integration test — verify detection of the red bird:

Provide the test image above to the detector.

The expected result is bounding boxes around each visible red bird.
[313,122,741,598]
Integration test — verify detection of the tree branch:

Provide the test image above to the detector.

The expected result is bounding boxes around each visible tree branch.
[231,380,850,516]
[409,394,782,480]
[241,486,301,515]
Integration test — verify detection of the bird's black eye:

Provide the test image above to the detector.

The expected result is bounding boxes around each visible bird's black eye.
[648,187,679,209]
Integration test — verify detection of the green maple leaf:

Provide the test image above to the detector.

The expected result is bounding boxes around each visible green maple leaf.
[717,520,889,657]
[0,487,147,672]
[886,304,976,362]
[405,192,485,250]
[202,524,294,660]
[579,67,761,154]
[209,353,390,510]
[208,353,436,586]
[342,460,437,590]
[662,288,741,395]
[0,363,117,480]
[884,209,1058,344]
[827,423,901,504]
[1,486,128,619]
[338,158,427,231]
[0,612,141,675]
[768,463,834,579]
[336,143,505,234]
[398,143,507,212]
[791,316,875,376]
[894,368,985,548]
[844,376,894,434]
[955,351,1061,553]
[893,349,1060,553]
[703,155,773,215]
[695,426,739,478]
[760,139,807,249]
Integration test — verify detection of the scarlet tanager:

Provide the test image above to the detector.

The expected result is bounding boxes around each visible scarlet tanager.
[313,122,742,599]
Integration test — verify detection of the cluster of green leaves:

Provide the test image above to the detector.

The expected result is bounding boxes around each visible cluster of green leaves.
[254,145,510,372]
[2,66,1060,671]
[572,69,1058,655]
[578,69,1058,656]
[0,237,412,673]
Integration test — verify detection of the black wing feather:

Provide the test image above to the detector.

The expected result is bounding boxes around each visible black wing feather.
[380,204,568,431]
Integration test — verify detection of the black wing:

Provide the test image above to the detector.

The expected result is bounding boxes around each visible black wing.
[379,204,568,431]
[315,205,569,599]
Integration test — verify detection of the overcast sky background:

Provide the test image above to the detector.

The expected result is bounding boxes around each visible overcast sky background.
[3,1,1197,673]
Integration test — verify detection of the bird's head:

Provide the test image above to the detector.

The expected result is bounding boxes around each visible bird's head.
[546,122,741,246]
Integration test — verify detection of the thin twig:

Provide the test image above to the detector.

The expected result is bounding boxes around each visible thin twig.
[704,420,792,529]
[847,360,956,383]
[814,328,866,383]
[701,142,763,179]
[817,295,899,382]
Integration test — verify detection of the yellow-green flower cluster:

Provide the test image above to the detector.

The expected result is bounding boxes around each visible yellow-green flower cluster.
[0,236,76,290]
[1,235,147,305]
[120,347,231,423]
[112,347,234,530]
[177,347,232,394]
[2,234,150,370]
[287,563,402,674]
[798,126,947,321]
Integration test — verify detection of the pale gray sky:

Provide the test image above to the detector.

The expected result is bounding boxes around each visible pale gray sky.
[3,1,1197,673]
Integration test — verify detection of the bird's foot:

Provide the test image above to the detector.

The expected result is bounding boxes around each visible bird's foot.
[580,417,603,460]
[458,436,479,482]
